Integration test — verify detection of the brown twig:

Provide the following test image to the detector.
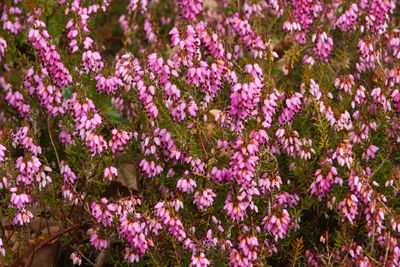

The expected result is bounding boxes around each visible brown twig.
[6,217,15,244]
[196,124,208,160]
[0,217,5,239]
[46,4,59,26]
[369,150,391,179]
[286,56,293,92]
[47,116,61,168]
[24,219,90,267]
[383,232,391,267]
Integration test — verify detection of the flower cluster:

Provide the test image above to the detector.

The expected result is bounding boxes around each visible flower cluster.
[1,0,400,266]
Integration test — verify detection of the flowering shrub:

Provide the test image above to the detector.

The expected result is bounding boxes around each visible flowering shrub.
[1,0,400,266]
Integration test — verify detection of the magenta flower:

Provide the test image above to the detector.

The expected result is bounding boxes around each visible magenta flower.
[104,166,118,181]
[0,144,7,162]
[13,209,34,226]
[0,238,5,257]
[109,129,131,153]
[190,252,210,267]
[338,195,359,224]
[91,198,116,227]
[70,252,82,265]
[193,189,216,210]
[263,209,291,241]
[177,176,197,193]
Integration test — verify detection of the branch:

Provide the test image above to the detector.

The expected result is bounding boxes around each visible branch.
[196,124,208,160]
[24,219,90,267]
[286,56,293,92]
[47,116,61,168]
[46,5,59,26]
[383,232,391,267]
[369,150,391,179]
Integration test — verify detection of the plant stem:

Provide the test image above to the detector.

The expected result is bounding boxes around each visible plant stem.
[47,116,61,169]
[24,219,90,267]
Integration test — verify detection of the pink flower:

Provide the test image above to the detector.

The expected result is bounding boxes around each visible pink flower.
[338,195,359,224]
[263,209,291,241]
[2,77,31,118]
[177,177,197,193]
[104,166,118,180]
[0,37,7,63]
[13,126,42,155]
[70,252,82,265]
[334,4,359,32]
[223,193,249,222]
[363,144,380,161]
[95,75,123,95]
[89,233,108,250]
[27,26,72,89]
[0,144,7,162]
[334,74,355,94]
[139,159,163,178]
[10,187,30,210]
[65,19,74,29]
[81,50,104,74]
[312,32,333,62]
[187,100,198,117]
[190,252,210,267]
[59,130,75,146]
[193,189,216,210]
[67,29,78,39]
[91,198,116,227]
[85,133,108,155]
[83,37,93,50]
[310,158,342,200]
[13,209,34,225]
[0,238,5,257]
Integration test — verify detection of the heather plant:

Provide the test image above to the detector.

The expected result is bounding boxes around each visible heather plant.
[0,0,400,266]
